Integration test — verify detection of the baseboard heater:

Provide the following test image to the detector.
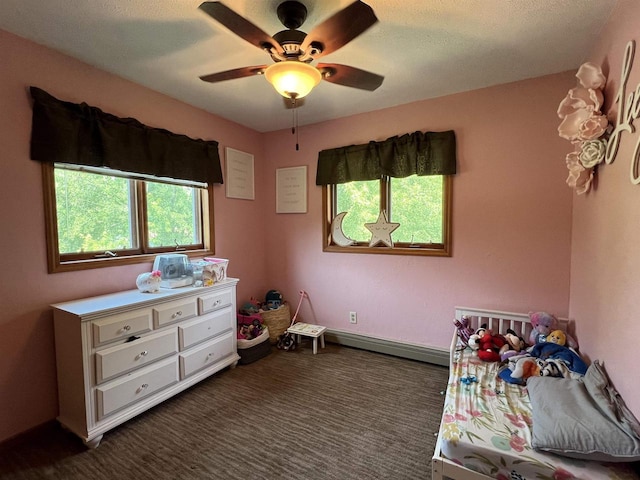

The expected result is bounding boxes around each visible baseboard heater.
[324,329,449,366]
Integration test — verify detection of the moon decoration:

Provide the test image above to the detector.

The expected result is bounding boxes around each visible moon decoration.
[331,212,356,247]
[364,210,400,248]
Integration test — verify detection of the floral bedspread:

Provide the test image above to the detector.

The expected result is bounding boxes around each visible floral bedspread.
[439,346,638,480]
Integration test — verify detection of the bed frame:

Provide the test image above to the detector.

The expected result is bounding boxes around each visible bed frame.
[431,307,569,480]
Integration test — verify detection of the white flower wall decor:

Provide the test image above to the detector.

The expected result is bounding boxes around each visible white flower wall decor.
[557,63,611,194]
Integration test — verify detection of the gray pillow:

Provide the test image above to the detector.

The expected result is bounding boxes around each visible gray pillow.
[527,361,640,462]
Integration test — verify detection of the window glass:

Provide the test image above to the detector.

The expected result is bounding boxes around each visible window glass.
[325,174,451,256]
[336,180,379,242]
[146,182,201,248]
[55,168,136,254]
[45,163,212,272]
[390,175,443,244]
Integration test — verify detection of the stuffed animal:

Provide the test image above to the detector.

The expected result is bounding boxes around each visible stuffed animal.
[511,357,542,380]
[528,311,578,349]
[136,270,162,293]
[467,326,487,351]
[528,311,556,345]
[453,317,473,347]
[500,328,526,361]
[469,325,507,362]
[547,330,566,346]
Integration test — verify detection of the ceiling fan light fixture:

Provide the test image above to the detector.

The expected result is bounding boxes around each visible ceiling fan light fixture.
[264,61,321,99]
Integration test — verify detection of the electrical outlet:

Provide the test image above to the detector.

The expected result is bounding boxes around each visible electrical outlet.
[349,311,357,324]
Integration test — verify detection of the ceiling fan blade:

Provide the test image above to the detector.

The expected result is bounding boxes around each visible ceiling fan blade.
[199,2,284,55]
[200,65,268,83]
[300,1,378,59]
[317,63,384,91]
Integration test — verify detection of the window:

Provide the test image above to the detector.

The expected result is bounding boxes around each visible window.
[43,163,214,272]
[323,175,452,256]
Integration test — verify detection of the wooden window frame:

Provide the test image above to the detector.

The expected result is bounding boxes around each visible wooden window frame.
[42,162,215,273]
[322,175,453,256]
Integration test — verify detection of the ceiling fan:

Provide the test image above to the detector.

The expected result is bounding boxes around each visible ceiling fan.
[198,0,384,102]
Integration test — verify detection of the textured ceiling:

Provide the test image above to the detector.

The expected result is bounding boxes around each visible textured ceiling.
[0,0,618,132]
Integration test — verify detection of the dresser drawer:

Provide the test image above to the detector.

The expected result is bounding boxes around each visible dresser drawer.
[92,310,152,347]
[179,331,234,379]
[152,297,197,328]
[95,330,178,384]
[198,289,233,315]
[95,358,178,420]
[178,306,234,351]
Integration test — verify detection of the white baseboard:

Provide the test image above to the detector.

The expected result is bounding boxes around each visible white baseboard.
[324,329,449,366]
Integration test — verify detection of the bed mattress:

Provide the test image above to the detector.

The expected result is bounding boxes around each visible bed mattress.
[439,346,638,480]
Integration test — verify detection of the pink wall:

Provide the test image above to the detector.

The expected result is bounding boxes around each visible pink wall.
[6,14,622,442]
[0,30,270,442]
[569,0,640,416]
[262,72,575,350]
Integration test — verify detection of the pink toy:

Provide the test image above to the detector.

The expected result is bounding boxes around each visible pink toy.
[528,311,578,349]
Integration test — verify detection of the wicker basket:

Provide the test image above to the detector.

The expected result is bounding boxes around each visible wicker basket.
[260,304,291,344]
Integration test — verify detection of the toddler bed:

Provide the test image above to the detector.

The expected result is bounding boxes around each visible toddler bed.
[432,307,640,480]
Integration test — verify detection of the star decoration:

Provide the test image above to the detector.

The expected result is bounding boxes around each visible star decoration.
[364,211,400,247]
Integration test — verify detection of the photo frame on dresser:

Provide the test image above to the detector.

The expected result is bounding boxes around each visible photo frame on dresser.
[225,147,254,200]
[276,166,307,213]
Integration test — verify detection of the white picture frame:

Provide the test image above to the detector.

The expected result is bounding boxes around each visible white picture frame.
[225,147,254,200]
[276,166,307,214]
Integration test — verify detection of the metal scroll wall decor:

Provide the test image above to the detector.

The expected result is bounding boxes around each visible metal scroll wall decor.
[606,40,640,184]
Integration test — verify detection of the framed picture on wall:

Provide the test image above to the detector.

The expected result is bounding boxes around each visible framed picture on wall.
[225,147,254,200]
[276,166,307,213]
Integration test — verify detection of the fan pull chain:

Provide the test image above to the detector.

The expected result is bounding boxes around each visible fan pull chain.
[295,107,299,151]
[291,97,299,151]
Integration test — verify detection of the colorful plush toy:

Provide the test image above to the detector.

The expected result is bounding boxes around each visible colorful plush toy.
[453,317,473,347]
[511,357,542,380]
[528,311,578,349]
[468,325,507,362]
[467,326,486,352]
[547,330,566,346]
[500,328,526,361]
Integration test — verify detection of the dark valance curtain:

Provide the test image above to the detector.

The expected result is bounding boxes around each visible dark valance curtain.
[29,86,223,184]
[315,130,456,185]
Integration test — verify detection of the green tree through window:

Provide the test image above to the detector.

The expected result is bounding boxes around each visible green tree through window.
[325,175,451,256]
[45,163,212,272]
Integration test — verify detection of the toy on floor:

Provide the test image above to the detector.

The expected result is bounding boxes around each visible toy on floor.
[237,313,264,340]
[265,290,283,310]
[239,297,261,315]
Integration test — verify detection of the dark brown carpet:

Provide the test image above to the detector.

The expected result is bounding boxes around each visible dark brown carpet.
[0,343,448,480]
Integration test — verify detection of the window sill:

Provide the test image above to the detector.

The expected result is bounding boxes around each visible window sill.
[322,244,451,257]
[50,249,215,274]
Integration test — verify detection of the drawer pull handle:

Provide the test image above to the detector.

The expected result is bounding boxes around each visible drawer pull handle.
[122,325,131,332]
[137,350,149,360]
[137,383,149,394]
[172,311,183,319]
[214,300,221,306]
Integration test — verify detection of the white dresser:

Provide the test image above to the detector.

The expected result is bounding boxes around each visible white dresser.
[52,278,240,447]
